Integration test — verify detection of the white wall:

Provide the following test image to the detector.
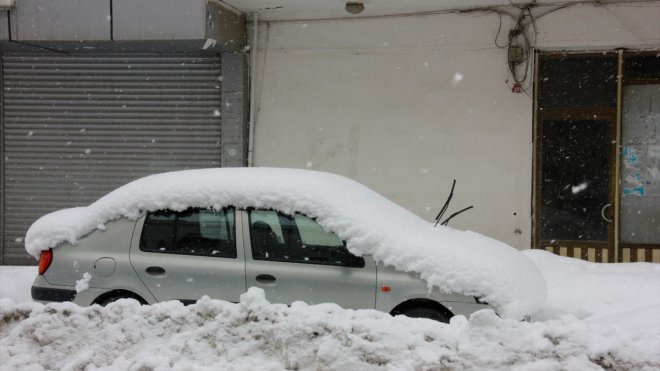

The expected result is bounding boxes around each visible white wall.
[250,2,660,249]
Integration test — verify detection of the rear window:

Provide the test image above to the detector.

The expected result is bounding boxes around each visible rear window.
[140,208,236,258]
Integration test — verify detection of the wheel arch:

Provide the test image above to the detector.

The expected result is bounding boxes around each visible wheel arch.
[390,298,454,319]
[92,289,148,306]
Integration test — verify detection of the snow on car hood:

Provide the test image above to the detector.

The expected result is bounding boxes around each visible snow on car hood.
[25,168,546,318]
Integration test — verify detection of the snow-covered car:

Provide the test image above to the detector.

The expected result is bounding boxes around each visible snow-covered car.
[26,168,545,321]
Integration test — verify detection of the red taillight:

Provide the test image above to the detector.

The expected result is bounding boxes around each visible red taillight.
[38,249,53,275]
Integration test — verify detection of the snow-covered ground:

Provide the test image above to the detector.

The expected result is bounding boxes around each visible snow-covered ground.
[0,265,34,303]
[1,250,659,370]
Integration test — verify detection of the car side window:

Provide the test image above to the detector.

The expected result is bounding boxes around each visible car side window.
[140,208,236,258]
[249,210,284,243]
[248,210,364,268]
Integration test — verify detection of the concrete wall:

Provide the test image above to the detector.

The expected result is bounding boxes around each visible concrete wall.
[0,0,245,52]
[250,2,660,249]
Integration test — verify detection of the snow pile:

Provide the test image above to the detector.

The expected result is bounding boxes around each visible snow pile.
[25,168,545,319]
[2,252,658,370]
[524,250,660,329]
[1,288,658,370]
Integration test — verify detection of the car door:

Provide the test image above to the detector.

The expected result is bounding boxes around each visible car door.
[242,209,376,309]
[129,207,246,303]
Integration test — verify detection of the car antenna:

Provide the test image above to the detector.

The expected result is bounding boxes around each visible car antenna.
[434,179,474,227]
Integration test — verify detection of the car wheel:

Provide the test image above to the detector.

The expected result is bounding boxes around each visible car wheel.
[400,307,450,323]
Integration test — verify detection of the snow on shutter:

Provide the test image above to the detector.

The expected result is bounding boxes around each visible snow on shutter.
[1,55,222,264]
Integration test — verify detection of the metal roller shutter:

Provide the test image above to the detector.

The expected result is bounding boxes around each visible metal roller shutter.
[2,54,222,264]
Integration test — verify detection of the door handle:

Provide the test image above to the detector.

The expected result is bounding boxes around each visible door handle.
[146,266,166,276]
[256,274,276,283]
[601,203,613,223]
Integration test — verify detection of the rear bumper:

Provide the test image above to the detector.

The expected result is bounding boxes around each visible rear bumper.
[31,285,76,302]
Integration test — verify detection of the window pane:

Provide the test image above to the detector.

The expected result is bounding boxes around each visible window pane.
[294,214,343,247]
[140,208,236,258]
[140,210,176,252]
[199,209,234,241]
[250,210,284,243]
[624,54,660,79]
[620,85,660,244]
[175,209,201,251]
[249,210,364,267]
[538,56,617,109]
[540,120,611,241]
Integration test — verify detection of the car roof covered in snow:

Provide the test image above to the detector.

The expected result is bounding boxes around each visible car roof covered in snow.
[25,167,545,318]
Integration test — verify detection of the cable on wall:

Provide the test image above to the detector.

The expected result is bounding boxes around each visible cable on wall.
[494,2,579,97]
[249,1,654,97]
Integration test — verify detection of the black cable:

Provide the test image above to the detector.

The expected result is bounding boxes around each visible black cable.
[517,5,541,93]
[508,0,524,9]
[494,11,510,49]
[507,14,525,84]
[506,6,535,91]
[527,7,538,46]
[533,4,574,20]
[517,6,538,94]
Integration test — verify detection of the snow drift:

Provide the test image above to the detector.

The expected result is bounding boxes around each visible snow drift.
[1,288,658,370]
[25,168,545,318]
[524,250,660,326]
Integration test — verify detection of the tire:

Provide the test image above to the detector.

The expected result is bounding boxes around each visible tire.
[400,307,450,323]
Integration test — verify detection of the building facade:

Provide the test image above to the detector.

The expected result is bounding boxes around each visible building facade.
[245,1,660,263]
[1,0,659,264]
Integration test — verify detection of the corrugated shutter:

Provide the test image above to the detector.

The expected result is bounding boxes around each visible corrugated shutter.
[2,55,222,264]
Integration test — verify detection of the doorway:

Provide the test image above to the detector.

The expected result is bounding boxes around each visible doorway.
[534,52,660,263]
[537,116,615,261]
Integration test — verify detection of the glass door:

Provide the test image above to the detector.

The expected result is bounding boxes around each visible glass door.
[619,83,660,262]
[536,116,616,261]
[535,52,660,263]
[534,53,618,262]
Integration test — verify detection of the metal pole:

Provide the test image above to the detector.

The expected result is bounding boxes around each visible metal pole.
[614,49,623,263]
[247,12,258,166]
[0,54,4,265]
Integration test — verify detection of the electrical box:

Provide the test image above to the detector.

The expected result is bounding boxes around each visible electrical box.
[509,45,525,64]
